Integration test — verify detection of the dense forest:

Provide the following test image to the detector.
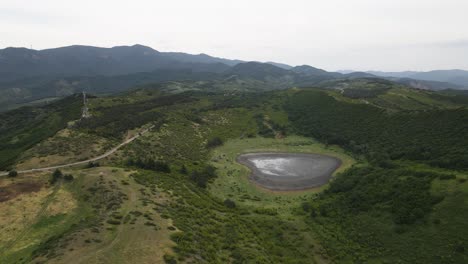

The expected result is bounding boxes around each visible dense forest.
[286,89,468,170]
[287,89,468,263]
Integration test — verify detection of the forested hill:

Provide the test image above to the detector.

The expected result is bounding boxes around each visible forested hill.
[2,44,467,113]
[287,88,468,263]
[286,89,468,170]
[0,45,239,82]
[0,95,82,170]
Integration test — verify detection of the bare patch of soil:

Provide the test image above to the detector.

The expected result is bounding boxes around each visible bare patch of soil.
[0,181,42,202]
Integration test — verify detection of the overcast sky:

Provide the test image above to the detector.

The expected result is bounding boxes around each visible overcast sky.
[1,0,468,71]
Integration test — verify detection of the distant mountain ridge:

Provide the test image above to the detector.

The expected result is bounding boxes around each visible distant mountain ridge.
[366,69,468,88]
[0,44,297,83]
[1,44,467,111]
[0,44,243,82]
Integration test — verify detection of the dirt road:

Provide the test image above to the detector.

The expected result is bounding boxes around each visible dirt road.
[0,125,154,176]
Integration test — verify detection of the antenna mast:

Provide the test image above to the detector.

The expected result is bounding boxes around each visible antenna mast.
[81,91,90,118]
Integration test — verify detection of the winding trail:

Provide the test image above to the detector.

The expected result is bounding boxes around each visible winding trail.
[0,125,154,177]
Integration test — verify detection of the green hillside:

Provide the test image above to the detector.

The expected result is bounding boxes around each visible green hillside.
[286,89,468,262]
[0,95,82,170]
[1,83,467,264]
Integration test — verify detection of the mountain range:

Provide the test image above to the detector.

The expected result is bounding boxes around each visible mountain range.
[1,44,467,111]
[367,70,468,88]
[0,44,240,82]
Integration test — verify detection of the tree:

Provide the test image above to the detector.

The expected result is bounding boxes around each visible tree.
[155,161,171,173]
[190,171,205,188]
[179,165,188,174]
[206,137,223,148]
[50,169,63,184]
[8,170,18,177]
[189,166,218,188]
[87,161,100,168]
[301,202,311,212]
[224,199,236,208]
[310,208,318,218]
[204,165,216,178]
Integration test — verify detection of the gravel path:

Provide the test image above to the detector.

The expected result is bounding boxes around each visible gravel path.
[0,125,154,177]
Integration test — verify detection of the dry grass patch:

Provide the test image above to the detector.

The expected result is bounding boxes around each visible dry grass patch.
[45,188,77,216]
[0,186,51,249]
[0,171,78,257]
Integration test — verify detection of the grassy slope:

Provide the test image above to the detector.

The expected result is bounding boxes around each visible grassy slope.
[0,167,175,264]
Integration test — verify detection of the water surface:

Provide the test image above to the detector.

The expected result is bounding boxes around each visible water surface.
[237,153,341,191]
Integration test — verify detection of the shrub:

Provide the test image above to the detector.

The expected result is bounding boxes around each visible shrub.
[8,170,18,177]
[163,254,177,264]
[127,158,171,173]
[63,174,74,181]
[154,161,171,173]
[254,208,278,216]
[170,232,184,242]
[439,174,456,180]
[190,165,217,188]
[179,165,188,175]
[454,242,465,253]
[224,199,236,208]
[87,161,100,168]
[106,219,121,225]
[206,137,223,148]
[50,169,63,184]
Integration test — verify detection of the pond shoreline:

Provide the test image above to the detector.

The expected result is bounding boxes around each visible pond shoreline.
[236,152,342,191]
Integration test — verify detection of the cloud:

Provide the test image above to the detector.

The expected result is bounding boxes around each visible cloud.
[0,7,72,25]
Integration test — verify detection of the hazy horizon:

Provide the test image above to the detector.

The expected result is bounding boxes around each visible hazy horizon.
[2,0,468,72]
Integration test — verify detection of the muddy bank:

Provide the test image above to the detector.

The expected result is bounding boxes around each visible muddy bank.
[237,152,341,191]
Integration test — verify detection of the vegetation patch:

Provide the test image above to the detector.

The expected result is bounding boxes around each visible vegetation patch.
[209,136,355,211]
[0,95,81,170]
[287,89,468,170]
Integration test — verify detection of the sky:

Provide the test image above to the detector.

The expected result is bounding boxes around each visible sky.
[1,0,468,71]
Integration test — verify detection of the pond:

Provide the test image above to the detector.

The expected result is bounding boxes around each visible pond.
[237,152,341,191]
